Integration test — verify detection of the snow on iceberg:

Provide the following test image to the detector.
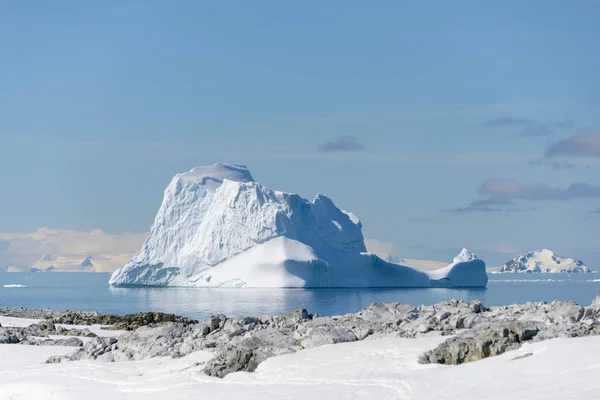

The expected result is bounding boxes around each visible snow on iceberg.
[109,163,488,288]
[426,249,488,288]
[500,249,590,273]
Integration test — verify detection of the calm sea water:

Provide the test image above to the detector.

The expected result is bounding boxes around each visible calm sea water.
[1,272,599,321]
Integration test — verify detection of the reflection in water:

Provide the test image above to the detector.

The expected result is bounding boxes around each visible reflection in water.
[107,286,484,320]
[1,272,599,320]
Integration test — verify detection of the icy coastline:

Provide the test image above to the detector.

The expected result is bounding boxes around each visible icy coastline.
[2,295,600,399]
[2,294,599,378]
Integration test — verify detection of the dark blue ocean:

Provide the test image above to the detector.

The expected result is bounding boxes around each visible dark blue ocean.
[1,272,599,321]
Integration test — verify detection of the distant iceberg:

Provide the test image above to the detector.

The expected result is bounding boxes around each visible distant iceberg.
[109,164,488,288]
[500,249,590,273]
[3,284,27,288]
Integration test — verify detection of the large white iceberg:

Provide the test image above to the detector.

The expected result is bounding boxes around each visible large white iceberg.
[109,163,488,288]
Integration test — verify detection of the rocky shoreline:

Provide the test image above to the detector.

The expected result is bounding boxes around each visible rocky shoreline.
[2,293,599,378]
[0,307,198,330]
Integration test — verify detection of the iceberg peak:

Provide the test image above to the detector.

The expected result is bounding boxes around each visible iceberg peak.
[175,163,254,191]
[453,248,478,264]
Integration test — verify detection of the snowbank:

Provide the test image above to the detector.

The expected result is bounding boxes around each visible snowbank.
[1,331,599,399]
[110,163,487,288]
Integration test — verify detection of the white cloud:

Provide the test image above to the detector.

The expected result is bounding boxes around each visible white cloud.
[0,228,147,272]
[364,238,449,270]
[364,238,397,255]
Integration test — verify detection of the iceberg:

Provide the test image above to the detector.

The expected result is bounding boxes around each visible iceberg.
[109,163,488,288]
[500,249,591,273]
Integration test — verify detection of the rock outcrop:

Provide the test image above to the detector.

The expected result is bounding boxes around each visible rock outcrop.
[4,294,600,376]
[0,320,99,346]
[0,307,197,330]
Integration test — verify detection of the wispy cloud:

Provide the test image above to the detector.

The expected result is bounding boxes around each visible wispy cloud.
[230,100,570,136]
[364,238,396,255]
[555,120,575,129]
[527,131,600,170]
[590,208,600,215]
[484,116,573,137]
[317,135,365,153]
[545,132,600,157]
[444,179,600,214]
[478,179,600,201]
[441,197,521,213]
[484,116,530,127]
[528,159,576,170]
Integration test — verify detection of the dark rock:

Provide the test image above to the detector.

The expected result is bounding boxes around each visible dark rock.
[47,310,198,331]
[204,348,258,377]
[281,309,311,325]
[205,315,222,333]
[425,322,541,365]
[0,330,20,344]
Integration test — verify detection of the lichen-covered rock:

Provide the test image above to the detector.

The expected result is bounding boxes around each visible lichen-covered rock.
[204,348,258,377]
[0,323,99,346]
[425,322,541,365]
[49,311,198,330]
[281,309,311,326]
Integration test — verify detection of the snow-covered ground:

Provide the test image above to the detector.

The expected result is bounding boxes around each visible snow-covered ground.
[1,315,600,399]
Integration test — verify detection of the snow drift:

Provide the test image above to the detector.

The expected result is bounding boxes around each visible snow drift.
[109,163,487,288]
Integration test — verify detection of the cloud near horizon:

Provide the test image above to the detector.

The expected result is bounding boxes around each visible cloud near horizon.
[0,232,424,272]
[478,179,600,201]
[528,159,576,171]
[444,179,600,213]
[317,135,365,153]
[545,132,600,158]
[364,238,396,255]
[441,197,521,213]
[0,228,148,272]
[485,116,573,137]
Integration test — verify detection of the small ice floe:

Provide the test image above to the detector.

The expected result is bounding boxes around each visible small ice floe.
[3,284,27,288]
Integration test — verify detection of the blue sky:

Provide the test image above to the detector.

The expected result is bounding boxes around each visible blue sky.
[1,1,599,267]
